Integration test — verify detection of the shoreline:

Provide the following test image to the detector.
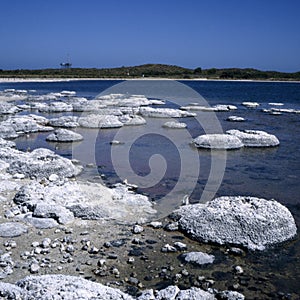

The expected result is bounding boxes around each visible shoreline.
[0,77,300,84]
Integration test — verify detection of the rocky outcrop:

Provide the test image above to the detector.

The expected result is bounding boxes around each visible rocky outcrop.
[0,102,20,114]
[78,114,123,128]
[0,148,82,179]
[15,275,134,300]
[14,180,156,224]
[48,116,79,128]
[193,134,244,150]
[139,107,196,118]
[0,275,243,300]
[119,115,147,126]
[173,196,297,250]
[0,138,15,149]
[96,94,151,107]
[0,222,28,237]
[137,285,216,299]
[181,104,237,112]
[0,115,53,139]
[46,129,83,142]
[181,251,215,265]
[226,129,280,147]
[34,102,73,113]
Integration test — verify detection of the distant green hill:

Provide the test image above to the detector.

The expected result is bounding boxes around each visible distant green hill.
[1,64,299,81]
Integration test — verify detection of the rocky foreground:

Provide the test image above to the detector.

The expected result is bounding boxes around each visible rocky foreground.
[0,89,298,299]
[0,141,297,298]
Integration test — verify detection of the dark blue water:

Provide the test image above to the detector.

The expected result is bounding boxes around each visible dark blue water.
[0,80,122,99]
[182,80,300,107]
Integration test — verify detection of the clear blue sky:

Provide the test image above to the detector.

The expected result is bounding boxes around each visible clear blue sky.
[1,0,299,71]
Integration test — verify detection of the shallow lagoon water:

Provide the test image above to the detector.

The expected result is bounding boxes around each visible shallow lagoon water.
[6,80,299,208]
[1,79,300,296]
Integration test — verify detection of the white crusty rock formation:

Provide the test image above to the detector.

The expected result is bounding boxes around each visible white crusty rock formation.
[0,222,28,238]
[181,104,237,112]
[119,115,147,126]
[3,275,134,300]
[78,114,124,128]
[242,102,260,108]
[0,115,53,139]
[0,275,239,299]
[193,134,244,150]
[34,102,73,113]
[46,128,83,142]
[139,107,196,118]
[226,116,245,122]
[0,102,20,114]
[97,93,152,107]
[0,147,82,179]
[14,180,156,224]
[48,116,79,128]
[182,251,215,265]
[173,196,297,251]
[226,129,280,147]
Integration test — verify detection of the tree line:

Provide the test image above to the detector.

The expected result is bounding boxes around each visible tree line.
[0,64,299,81]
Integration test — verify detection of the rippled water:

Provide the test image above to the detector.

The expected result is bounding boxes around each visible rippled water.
[1,79,300,295]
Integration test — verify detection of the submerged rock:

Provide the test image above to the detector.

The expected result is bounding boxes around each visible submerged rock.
[0,148,82,179]
[193,134,244,150]
[173,196,297,251]
[78,114,123,128]
[226,129,280,147]
[163,121,187,129]
[46,128,83,142]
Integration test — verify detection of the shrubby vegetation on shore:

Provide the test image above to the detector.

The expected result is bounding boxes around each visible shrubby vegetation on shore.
[0,64,300,81]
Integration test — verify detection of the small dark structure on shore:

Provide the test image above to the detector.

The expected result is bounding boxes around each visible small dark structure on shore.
[60,62,72,69]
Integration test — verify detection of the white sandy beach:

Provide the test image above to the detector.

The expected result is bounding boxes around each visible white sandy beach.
[0,77,299,83]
